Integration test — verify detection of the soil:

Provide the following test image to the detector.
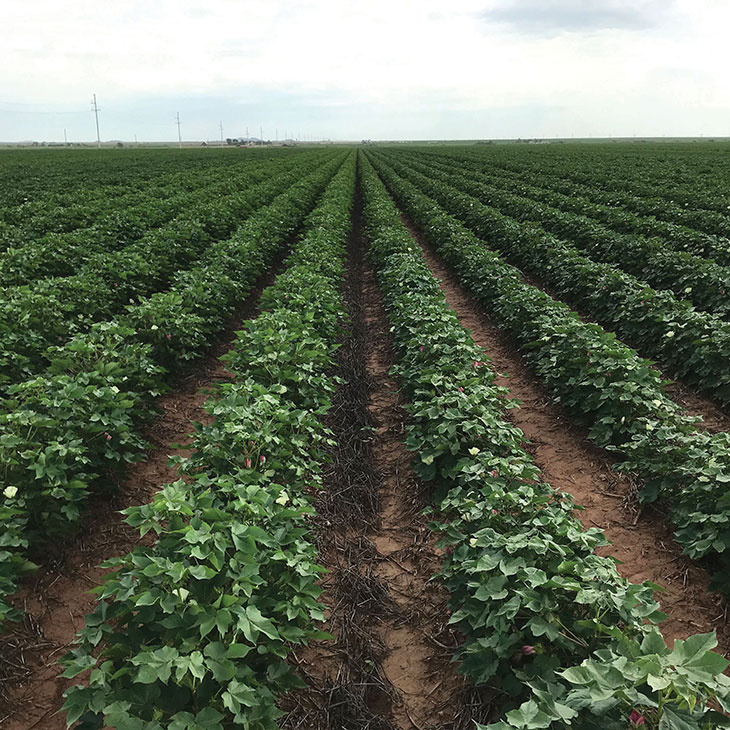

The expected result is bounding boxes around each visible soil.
[399,213,730,654]
[283,183,466,730]
[359,260,466,729]
[0,259,285,730]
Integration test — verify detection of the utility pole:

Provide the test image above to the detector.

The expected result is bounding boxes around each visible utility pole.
[176,112,182,148]
[64,128,68,145]
[275,127,278,142]
[91,93,101,148]
[219,120,224,147]
[246,126,249,143]
[260,125,263,142]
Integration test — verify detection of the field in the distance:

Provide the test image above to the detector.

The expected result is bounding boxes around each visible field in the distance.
[2,142,730,729]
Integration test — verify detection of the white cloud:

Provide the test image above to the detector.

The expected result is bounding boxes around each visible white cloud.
[1,0,729,140]
[479,0,672,36]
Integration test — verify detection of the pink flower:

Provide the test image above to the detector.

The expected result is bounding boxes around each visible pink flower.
[492,509,499,515]
[167,334,172,340]
[249,440,254,446]
[522,645,536,656]
[472,360,481,368]
[458,387,464,392]
[260,455,266,464]
[629,710,645,726]
[419,346,424,351]
[245,458,252,468]
[104,432,111,441]
[491,470,498,478]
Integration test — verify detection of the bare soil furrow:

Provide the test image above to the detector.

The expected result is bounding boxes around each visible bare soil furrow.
[361,259,465,730]
[286,185,464,730]
[282,189,397,730]
[399,212,730,654]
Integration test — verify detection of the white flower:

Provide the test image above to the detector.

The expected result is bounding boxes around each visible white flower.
[3,486,18,499]
[469,538,478,547]
[665,330,675,338]
[276,491,290,506]
[151,324,159,331]
[468,447,480,456]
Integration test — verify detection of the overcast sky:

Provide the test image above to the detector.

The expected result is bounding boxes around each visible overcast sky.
[2,0,729,142]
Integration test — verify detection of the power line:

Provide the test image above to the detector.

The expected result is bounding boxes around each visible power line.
[0,105,87,115]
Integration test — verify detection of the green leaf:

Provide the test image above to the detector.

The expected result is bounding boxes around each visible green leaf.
[658,706,699,730]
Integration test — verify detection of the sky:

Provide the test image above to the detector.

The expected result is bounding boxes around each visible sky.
[2,0,729,142]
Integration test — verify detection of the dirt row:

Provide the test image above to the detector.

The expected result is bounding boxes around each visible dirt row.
[283,189,466,729]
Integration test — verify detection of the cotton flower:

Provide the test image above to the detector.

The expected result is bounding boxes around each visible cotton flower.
[276,491,289,506]
[104,433,112,441]
[260,455,266,464]
[468,447,480,456]
[629,710,645,726]
[245,458,252,468]
[522,645,536,656]
[3,486,18,499]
